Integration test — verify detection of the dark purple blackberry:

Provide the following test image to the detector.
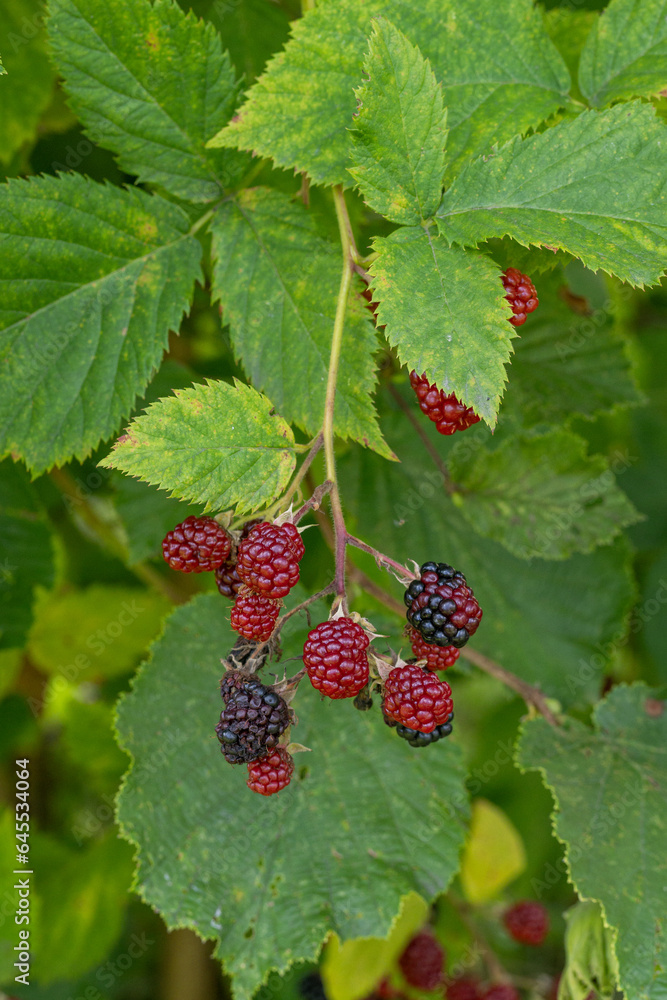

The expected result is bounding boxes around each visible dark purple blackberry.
[404,562,482,648]
[384,711,454,747]
[215,672,289,765]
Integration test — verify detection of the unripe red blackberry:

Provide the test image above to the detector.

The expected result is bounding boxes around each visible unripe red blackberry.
[398,930,445,991]
[236,521,302,599]
[383,663,453,733]
[405,562,482,648]
[501,267,538,326]
[246,746,294,795]
[503,900,549,946]
[162,516,231,573]
[409,372,480,435]
[446,978,482,1000]
[216,672,289,765]
[303,618,370,699]
[408,627,460,669]
[230,587,281,641]
[482,985,520,1000]
[215,519,263,598]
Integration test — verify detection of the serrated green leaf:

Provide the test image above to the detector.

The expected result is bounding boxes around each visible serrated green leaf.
[437,103,667,287]
[448,429,641,560]
[517,683,667,1000]
[349,19,447,224]
[369,228,513,425]
[500,271,642,427]
[0,460,56,650]
[578,0,667,108]
[544,9,598,97]
[210,0,570,188]
[210,188,391,458]
[28,585,172,680]
[47,0,249,202]
[102,379,297,514]
[0,173,202,474]
[115,594,470,1000]
[338,408,636,707]
[209,0,290,84]
[0,0,56,163]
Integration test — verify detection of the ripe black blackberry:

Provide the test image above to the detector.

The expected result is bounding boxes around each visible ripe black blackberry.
[405,562,482,648]
[216,672,289,765]
[384,711,454,747]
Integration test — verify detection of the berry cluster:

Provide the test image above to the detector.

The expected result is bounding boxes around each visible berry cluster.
[408,268,537,437]
[501,267,539,326]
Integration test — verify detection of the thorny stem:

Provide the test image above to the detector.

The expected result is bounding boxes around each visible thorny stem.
[293,480,333,524]
[387,381,453,492]
[322,185,357,612]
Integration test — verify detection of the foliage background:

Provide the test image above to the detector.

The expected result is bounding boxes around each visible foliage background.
[0,0,666,998]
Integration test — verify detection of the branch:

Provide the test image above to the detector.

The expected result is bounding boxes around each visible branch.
[462,647,560,727]
[293,480,333,524]
[387,382,452,491]
[345,534,416,584]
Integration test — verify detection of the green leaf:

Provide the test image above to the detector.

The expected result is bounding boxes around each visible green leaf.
[30,831,134,983]
[349,19,447,225]
[0,0,56,163]
[115,593,470,1000]
[437,102,667,287]
[0,173,202,475]
[338,408,636,707]
[0,460,56,650]
[102,379,297,514]
[47,0,248,202]
[28,585,172,680]
[448,429,641,560]
[210,188,391,458]
[210,0,570,188]
[460,799,526,904]
[321,893,429,1000]
[560,902,619,1000]
[369,228,513,425]
[578,0,667,108]
[209,0,291,85]
[544,10,598,99]
[500,271,642,427]
[517,683,667,1000]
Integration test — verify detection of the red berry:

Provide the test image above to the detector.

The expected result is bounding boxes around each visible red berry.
[409,372,480,436]
[503,901,549,946]
[237,521,302,599]
[408,627,460,670]
[281,521,305,562]
[398,930,444,991]
[383,663,453,733]
[162,516,231,573]
[446,978,482,1000]
[246,746,294,795]
[230,587,281,641]
[501,268,538,327]
[482,985,520,1000]
[303,618,370,699]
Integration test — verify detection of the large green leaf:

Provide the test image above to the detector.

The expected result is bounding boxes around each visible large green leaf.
[208,0,291,84]
[437,102,667,287]
[517,683,667,1000]
[47,0,248,202]
[578,0,667,107]
[338,409,636,707]
[115,594,470,1000]
[0,460,56,650]
[448,429,641,560]
[0,173,201,474]
[210,188,391,458]
[499,271,642,427]
[102,379,298,514]
[0,0,56,164]
[210,0,570,187]
[369,228,513,425]
[349,19,447,225]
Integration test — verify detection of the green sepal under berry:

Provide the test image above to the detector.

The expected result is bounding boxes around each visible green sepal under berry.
[517,683,667,1000]
[369,227,513,425]
[101,380,297,515]
[115,593,470,1000]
